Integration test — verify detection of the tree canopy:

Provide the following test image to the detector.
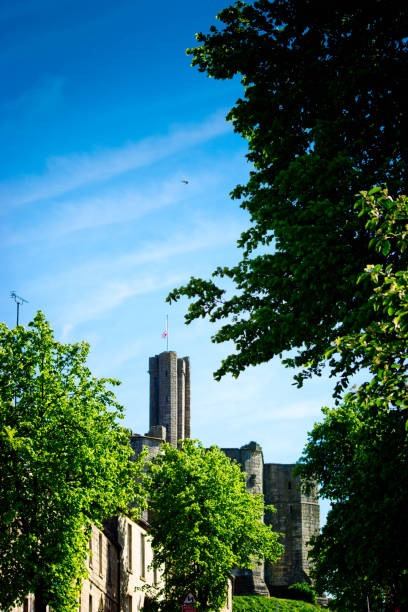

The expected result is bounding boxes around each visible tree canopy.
[0,313,146,612]
[295,394,408,610]
[167,0,408,395]
[294,190,408,610]
[140,439,283,611]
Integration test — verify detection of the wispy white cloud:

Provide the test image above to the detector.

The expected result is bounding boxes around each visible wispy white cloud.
[193,365,325,428]
[0,111,231,210]
[3,157,242,247]
[29,216,243,337]
[60,271,186,341]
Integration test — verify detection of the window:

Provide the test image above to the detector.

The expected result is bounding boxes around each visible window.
[126,595,132,612]
[89,595,92,612]
[288,481,292,490]
[89,536,93,568]
[24,598,29,612]
[127,523,132,571]
[99,533,103,576]
[107,543,112,586]
[140,533,146,579]
[153,551,158,585]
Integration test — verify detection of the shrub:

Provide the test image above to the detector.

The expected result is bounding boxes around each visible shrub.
[288,583,317,605]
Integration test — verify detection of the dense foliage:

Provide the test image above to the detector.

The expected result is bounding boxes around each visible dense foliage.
[287,583,316,605]
[167,0,408,603]
[141,439,283,611]
[167,0,408,396]
[0,313,146,612]
[295,191,408,610]
[296,396,408,610]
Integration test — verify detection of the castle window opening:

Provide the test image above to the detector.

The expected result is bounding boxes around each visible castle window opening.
[89,536,93,568]
[289,504,293,513]
[107,543,112,586]
[288,481,292,490]
[140,533,146,579]
[98,533,103,576]
[153,551,158,585]
[126,595,132,612]
[127,523,133,571]
[89,595,92,612]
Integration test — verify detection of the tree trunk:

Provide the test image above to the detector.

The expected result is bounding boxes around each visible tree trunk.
[34,590,47,612]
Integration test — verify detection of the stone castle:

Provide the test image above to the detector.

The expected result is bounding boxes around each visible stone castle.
[131,350,320,599]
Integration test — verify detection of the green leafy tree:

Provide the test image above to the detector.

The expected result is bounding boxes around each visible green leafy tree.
[0,312,146,612]
[295,191,408,610]
[295,396,408,610]
[140,439,283,611]
[326,188,408,409]
[167,0,408,396]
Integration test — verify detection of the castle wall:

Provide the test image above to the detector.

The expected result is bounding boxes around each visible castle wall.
[183,357,191,439]
[148,352,190,447]
[148,356,159,431]
[177,358,185,442]
[130,432,165,461]
[263,463,319,596]
[300,486,320,577]
[222,443,269,598]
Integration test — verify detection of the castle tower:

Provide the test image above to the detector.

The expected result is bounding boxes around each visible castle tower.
[222,442,270,597]
[149,351,190,447]
[263,463,320,597]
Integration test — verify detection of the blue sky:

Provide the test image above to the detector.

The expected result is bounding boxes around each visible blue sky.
[0,0,341,522]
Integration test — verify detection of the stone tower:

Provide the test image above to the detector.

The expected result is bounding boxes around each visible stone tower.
[223,442,270,597]
[263,463,320,597]
[148,351,190,447]
[135,351,320,597]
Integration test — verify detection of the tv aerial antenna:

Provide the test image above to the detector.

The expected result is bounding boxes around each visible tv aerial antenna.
[10,291,28,326]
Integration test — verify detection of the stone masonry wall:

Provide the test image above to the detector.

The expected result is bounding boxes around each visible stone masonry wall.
[148,352,190,448]
[300,487,320,577]
[222,443,269,598]
[183,357,191,439]
[148,356,159,430]
[177,358,185,442]
[263,463,319,597]
[148,353,178,447]
[158,352,178,447]
[80,524,120,612]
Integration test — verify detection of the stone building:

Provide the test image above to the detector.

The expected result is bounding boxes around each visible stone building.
[132,350,320,599]
[10,519,158,612]
[10,515,232,612]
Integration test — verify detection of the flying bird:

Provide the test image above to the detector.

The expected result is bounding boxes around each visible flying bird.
[182,179,189,184]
